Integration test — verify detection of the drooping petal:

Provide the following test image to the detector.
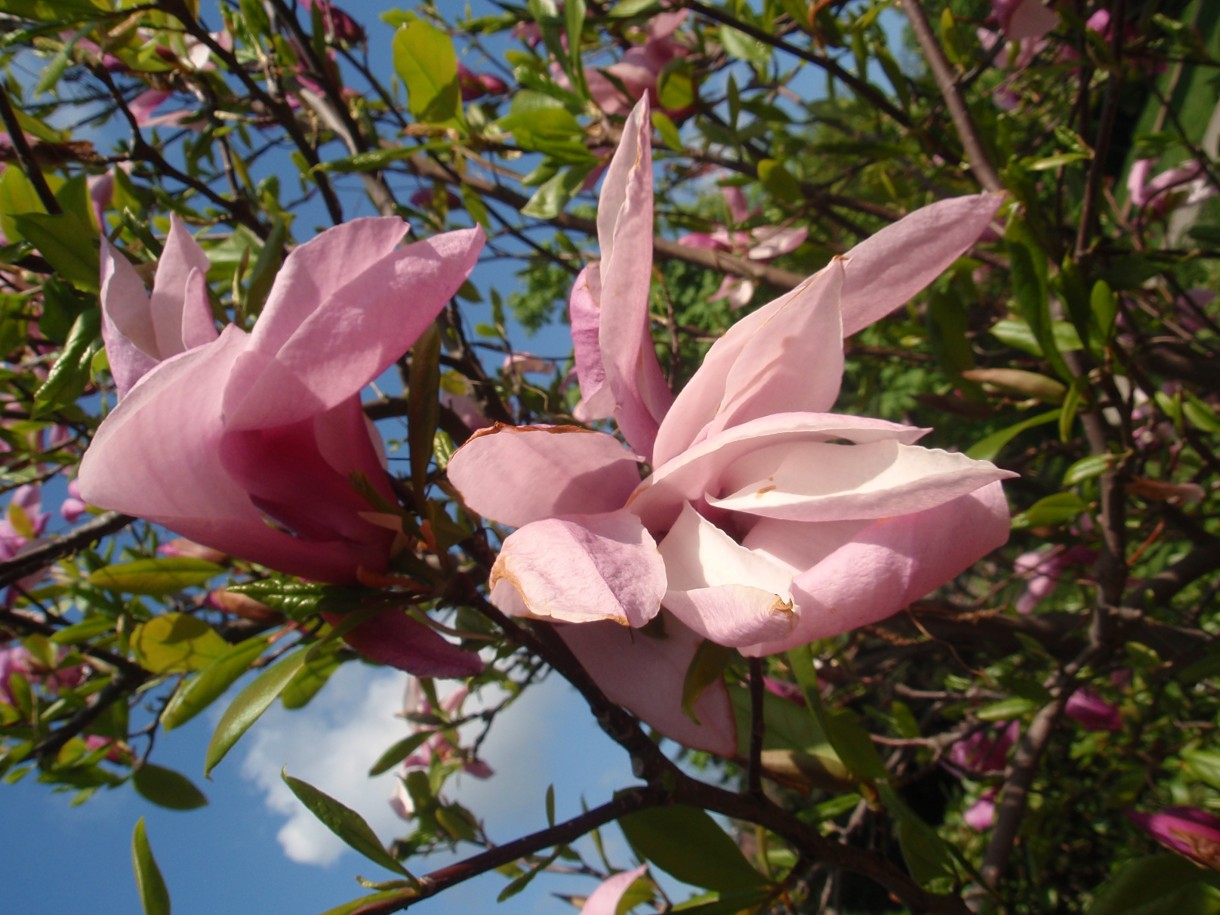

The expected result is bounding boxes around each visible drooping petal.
[227,225,485,429]
[744,482,1011,654]
[556,614,738,756]
[747,225,807,260]
[651,259,845,465]
[581,865,649,915]
[707,439,1014,522]
[447,424,643,529]
[585,95,673,457]
[659,504,797,647]
[839,193,1003,337]
[631,413,928,534]
[570,266,616,419]
[337,610,483,678]
[489,510,665,627]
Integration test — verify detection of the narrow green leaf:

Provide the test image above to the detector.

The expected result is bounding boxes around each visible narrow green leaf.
[719,24,771,65]
[33,306,99,418]
[1011,492,1088,530]
[368,732,431,777]
[619,804,767,893]
[681,639,734,725]
[877,783,959,886]
[965,409,1058,461]
[131,819,172,915]
[282,771,413,877]
[88,557,224,596]
[319,888,419,915]
[161,636,270,730]
[545,784,556,827]
[205,649,306,775]
[132,764,209,811]
[408,322,441,502]
[1062,453,1117,486]
[11,211,99,291]
[976,697,1037,721]
[1088,854,1220,915]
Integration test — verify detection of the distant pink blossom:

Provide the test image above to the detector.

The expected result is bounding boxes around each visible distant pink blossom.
[1064,687,1122,732]
[679,185,807,308]
[1128,159,1219,216]
[1013,544,1095,614]
[1128,807,1220,870]
[965,789,998,831]
[447,98,1013,755]
[581,865,649,915]
[947,721,1019,776]
[457,63,508,100]
[299,0,364,46]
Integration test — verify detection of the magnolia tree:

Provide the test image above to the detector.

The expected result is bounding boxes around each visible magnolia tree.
[1,0,1218,911]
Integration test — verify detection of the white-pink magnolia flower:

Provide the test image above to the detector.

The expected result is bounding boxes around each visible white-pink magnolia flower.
[447,98,1014,754]
[679,185,807,309]
[581,864,649,915]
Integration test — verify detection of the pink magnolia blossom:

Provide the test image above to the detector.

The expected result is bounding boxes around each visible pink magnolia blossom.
[947,721,1020,776]
[447,98,1014,754]
[581,11,693,117]
[679,185,807,309]
[1,485,51,600]
[390,681,493,819]
[0,644,85,705]
[78,217,485,677]
[1012,544,1095,614]
[1128,158,1219,216]
[581,864,649,915]
[457,63,509,101]
[990,0,1058,42]
[1064,686,1121,732]
[1127,807,1220,870]
[299,0,364,46]
[964,789,998,832]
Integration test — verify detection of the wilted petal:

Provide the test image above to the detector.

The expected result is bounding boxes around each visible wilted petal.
[839,193,1003,337]
[447,424,643,528]
[746,482,1011,653]
[490,510,665,627]
[338,611,483,678]
[581,865,649,915]
[228,224,484,429]
[707,439,1014,522]
[557,614,738,756]
[652,260,845,465]
[659,504,797,647]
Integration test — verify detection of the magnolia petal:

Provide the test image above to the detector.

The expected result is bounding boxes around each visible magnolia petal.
[150,214,215,356]
[581,865,649,915]
[659,504,797,647]
[708,439,1015,522]
[745,482,1011,654]
[447,424,643,528]
[337,611,483,678]
[228,226,485,429]
[839,193,1003,337]
[570,265,615,418]
[99,239,159,398]
[489,511,665,627]
[747,225,807,260]
[593,96,673,457]
[631,412,927,534]
[556,615,738,756]
[652,260,845,465]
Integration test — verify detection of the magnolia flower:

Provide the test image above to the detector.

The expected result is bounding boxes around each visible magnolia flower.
[964,790,998,832]
[1128,807,1220,870]
[990,0,1058,42]
[1128,158,1219,216]
[947,721,1019,776]
[581,11,693,117]
[581,865,649,915]
[79,217,485,677]
[390,681,493,819]
[447,98,1013,753]
[1064,686,1121,732]
[457,63,509,100]
[679,185,807,309]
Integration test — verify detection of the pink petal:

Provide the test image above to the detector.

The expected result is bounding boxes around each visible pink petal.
[723,185,750,225]
[677,232,731,251]
[747,225,807,260]
[447,424,643,529]
[227,224,484,429]
[659,504,797,647]
[149,214,216,356]
[581,865,649,915]
[651,259,845,466]
[707,440,1015,522]
[632,413,927,534]
[556,614,738,756]
[99,239,159,398]
[745,481,1011,654]
[839,194,1003,338]
[581,96,673,457]
[337,611,483,678]
[489,510,665,627]
[570,266,616,419]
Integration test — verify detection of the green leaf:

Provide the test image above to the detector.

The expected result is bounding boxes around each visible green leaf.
[1088,854,1220,915]
[657,58,696,112]
[990,317,1083,356]
[319,889,420,915]
[205,649,306,775]
[976,696,1037,721]
[960,368,1066,403]
[758,159,802,201]
[1063,453,1117,486]
[33,305,99,418]
[719,24,770,66]
[619,804,768,893]
[132,764,209,811]
[88,557,224,596]
[369,732,432,778]
[225,579,367,620]
[392,20,463,127]
[11,211,99,292]
[161,636,270,730]
[966,409,1058,461]
[877,783,959,887]
[131,819,172,915]
[408,322,441,502]
[282,771,414,877]
[521,165,593,219]
[608,0,658,16]
[280,649,343,710]
[130,614,230,675]
[1011,492,1088,530]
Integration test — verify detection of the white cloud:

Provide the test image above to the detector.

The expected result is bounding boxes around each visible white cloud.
[239,661,634,870]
